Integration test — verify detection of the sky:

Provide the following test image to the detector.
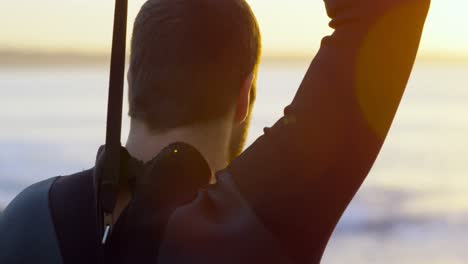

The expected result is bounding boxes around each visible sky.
[0,0,467,59]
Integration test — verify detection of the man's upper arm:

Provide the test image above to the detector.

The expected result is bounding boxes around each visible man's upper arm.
[228,0,431,262]
[0,177,63,263]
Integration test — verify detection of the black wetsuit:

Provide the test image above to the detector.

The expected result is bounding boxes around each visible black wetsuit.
[1,0,430,263]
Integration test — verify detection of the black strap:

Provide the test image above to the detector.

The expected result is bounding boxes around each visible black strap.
[99,0,129,244]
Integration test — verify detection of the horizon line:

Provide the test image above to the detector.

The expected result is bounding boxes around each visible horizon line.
[1,49,468,66]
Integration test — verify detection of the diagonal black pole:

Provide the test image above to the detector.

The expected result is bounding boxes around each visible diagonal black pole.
[101,0,128,242]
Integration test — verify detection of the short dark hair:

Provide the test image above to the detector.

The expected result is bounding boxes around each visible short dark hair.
[128,0,261,131]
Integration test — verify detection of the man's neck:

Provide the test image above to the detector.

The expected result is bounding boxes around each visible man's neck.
[107,119,232,225]
[125,119,232,175]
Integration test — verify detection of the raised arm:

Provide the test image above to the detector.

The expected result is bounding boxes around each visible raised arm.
[158,1,431,263]
[227,0,431,262]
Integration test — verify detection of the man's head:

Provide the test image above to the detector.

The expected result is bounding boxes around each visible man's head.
[127,0,261,163]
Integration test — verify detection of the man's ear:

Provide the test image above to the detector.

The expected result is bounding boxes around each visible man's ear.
[234,72,254,124]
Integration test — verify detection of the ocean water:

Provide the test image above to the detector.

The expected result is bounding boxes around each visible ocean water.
[1,61,468,263]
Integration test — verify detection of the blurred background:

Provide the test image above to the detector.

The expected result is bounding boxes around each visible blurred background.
[1,0,467,263]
